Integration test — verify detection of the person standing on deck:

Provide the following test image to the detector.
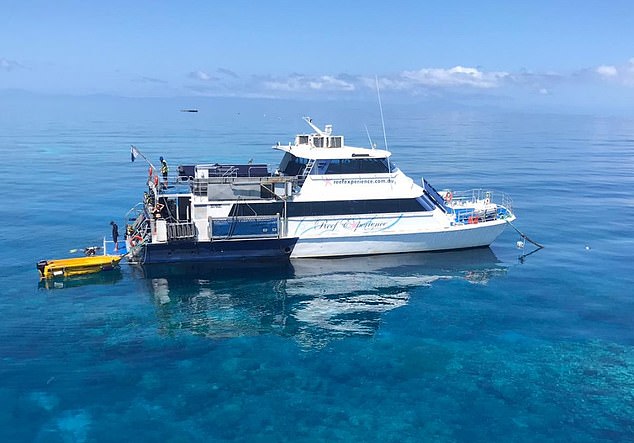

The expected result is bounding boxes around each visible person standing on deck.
[110,221,119,252]
[160,156,169,188]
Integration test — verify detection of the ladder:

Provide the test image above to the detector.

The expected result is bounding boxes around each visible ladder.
[299,159,315,185]
[303,159,315,176]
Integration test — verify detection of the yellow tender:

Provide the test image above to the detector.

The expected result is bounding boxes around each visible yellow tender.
[37,255,122,279]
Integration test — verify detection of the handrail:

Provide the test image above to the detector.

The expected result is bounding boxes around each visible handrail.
[222,166,238,177]
[193,175,296,185]
[126,215,151,255]
[442,188,515,225]
[448,189,513,214]
[125,201,145,222]
[453,207,500,224]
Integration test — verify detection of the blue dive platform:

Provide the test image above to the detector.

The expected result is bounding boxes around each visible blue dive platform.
[103,240,127,256]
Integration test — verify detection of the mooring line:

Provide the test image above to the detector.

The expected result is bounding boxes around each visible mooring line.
[505,220,544,250]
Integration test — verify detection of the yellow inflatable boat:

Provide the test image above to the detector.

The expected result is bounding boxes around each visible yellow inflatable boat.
[37,255,122,279]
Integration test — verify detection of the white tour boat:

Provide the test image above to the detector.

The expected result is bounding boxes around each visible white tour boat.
[125,117,515,263]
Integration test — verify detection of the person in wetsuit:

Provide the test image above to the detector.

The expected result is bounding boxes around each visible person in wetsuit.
[110,221,119,252]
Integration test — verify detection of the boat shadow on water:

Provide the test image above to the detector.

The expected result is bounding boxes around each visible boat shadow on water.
[136,247,506,347]
[37,269,123,290]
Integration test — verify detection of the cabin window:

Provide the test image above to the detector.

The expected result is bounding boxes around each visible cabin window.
[324,158,391,174]
[298,135,309,144]
[315,160,329,174]
[313,137,324,148]
[229,198,430,217]
[329,136,343,148]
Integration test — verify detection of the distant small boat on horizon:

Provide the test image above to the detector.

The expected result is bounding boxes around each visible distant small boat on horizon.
[180,109,198,113]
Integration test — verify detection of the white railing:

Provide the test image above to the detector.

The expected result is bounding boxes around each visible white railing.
[449,189,513,213]
[125,202,146,222]
[445,189,514,225]
[192,175,298,198]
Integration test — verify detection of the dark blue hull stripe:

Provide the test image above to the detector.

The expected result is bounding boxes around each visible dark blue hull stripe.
[142,237,297,264]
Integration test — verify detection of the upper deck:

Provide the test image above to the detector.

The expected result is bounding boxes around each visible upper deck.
[273,117,391,161]
[152,117,400,201]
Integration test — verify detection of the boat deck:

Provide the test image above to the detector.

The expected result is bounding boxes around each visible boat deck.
[104,240,127,256]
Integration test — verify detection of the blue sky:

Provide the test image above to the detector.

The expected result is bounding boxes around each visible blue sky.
[2,1,633,110]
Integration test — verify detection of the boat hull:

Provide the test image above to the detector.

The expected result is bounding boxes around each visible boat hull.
[290,219,509,258]
[38,255,122,279]
[138,237,298,264]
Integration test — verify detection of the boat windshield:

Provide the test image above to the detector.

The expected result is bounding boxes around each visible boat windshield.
[324,158,392,174]
[278,153,393,176]
[278,153,310,176]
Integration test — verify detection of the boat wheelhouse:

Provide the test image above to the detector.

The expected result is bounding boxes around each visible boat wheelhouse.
[124,117,515,263]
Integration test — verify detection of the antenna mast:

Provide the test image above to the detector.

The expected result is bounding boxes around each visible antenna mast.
[376,76,388,151]
[375,76,391,173]
[364,124,375,150]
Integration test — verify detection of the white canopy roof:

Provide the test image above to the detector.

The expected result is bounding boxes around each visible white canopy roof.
[273,143,391,160]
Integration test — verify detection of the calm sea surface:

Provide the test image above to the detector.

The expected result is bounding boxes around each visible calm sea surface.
[1,96,633,442]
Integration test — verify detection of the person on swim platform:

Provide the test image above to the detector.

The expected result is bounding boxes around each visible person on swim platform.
[110,221,119,252]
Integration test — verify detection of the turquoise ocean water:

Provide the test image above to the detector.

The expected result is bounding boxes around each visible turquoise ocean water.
[1,95,633,442]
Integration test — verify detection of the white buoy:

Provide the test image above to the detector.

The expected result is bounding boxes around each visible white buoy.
[516,240,525,249]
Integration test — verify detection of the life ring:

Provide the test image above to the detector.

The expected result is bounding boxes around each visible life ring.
[444,191,453,203]
[130,235,143,247]
[153,175,159,187]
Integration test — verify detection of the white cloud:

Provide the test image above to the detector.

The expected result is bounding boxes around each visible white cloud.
[133,76,167,84]
[217,67,239,79]
[263,76,302,92]
[264,75,355,92]
[0,58,24,71]
[401,65,509,88]
[594,59,634,86]
[309,75,355,91]
[364,76,414,91]
[190,70,212,81]
[263,67,506,96]
[180,59,634,100]
[596,65,618,77]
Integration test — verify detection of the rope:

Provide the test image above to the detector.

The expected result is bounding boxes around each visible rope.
[505,220,544,249]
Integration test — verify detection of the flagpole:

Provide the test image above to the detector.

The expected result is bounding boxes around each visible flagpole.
[131,145,157,172]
